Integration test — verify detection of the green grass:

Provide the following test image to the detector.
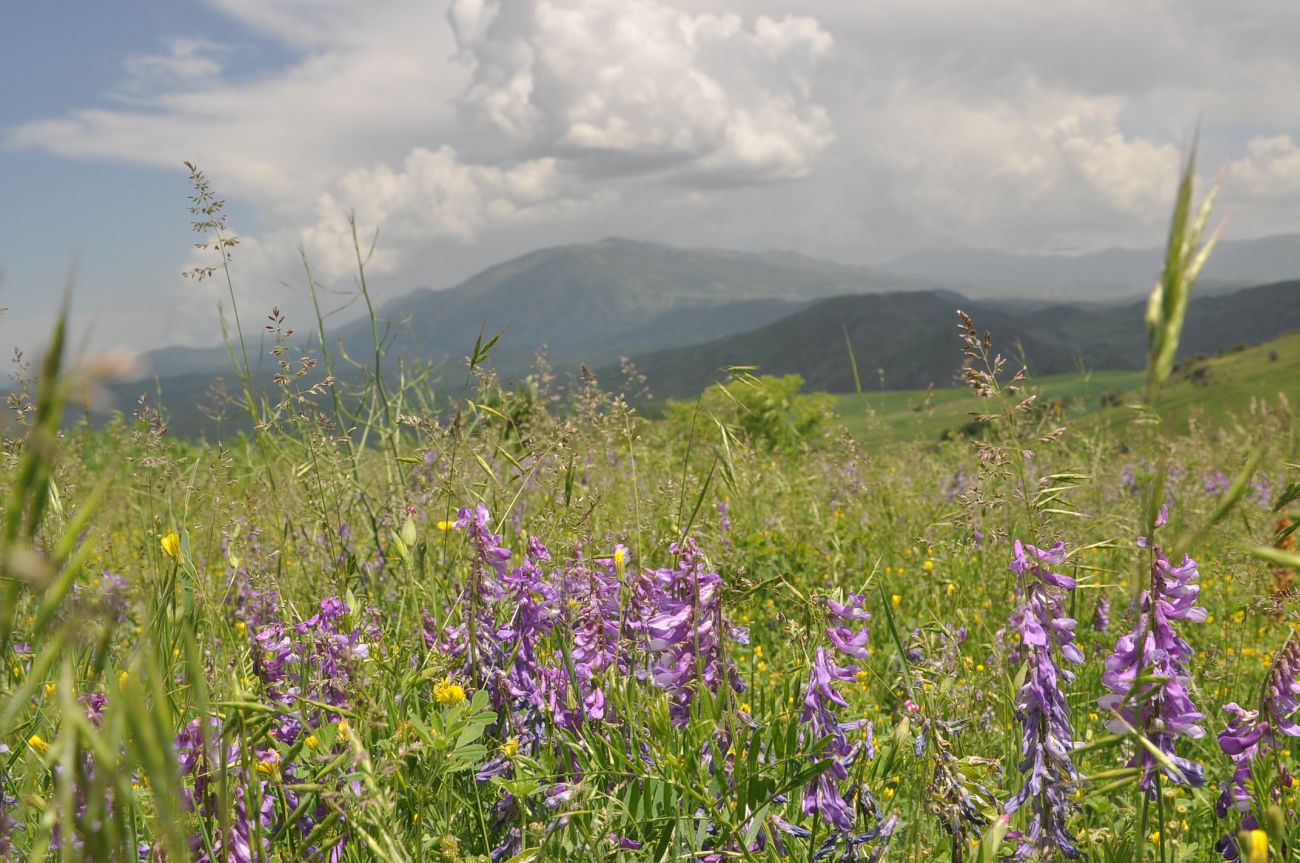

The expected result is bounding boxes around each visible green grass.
[5,159,1299,863]
[833,331,1300,445]
[832,368,1146,443]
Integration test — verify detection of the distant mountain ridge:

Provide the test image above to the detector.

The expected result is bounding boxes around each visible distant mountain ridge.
[879,233,1300,298]
[613,280,1300,398]
[139,237,927,381]
[120,235,1300,436]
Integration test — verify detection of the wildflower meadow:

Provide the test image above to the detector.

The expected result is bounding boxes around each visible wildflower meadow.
[2,156,1299,863]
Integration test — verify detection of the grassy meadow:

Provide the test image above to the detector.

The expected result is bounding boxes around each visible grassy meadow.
[2,164,1299,863]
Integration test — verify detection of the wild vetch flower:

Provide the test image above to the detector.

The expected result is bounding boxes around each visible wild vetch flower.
[646,539,745,726]
[1215,703,1266,818]
[799,594,875,842]
[1099,516,1206,793]
[173,716,344,863]
[1265,635,1300,736]
[1122,464,1140,495]
[1003,540,1084,860]
[446,504,511,681]
[1213,635,1300,857]
[1092,595,1110,633]
[1204,469,1231,496]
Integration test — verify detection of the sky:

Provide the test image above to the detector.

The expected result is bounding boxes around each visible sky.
[5,0,1300,354]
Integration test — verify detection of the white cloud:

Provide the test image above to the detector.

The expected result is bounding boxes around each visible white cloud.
[6,0,1300,350]
[1228,135,1300,201]
[120,39,227,96]
[448,0,835,183]
[298,146,587,279]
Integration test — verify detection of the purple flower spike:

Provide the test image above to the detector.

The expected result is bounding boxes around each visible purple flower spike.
[1003,539,1084,860]
[645,539,745,727]
[798,593,880,850]
[1099,512,1206,795]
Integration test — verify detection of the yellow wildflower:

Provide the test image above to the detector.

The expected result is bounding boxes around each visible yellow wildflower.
[434,675,467,704]
[891,594,901,609]
[305,735,320,750]
[1242,830,1267,863]
[501,736,521,758]
[436,520,455,532]
[256,750,281,775]
[160,532,181,560]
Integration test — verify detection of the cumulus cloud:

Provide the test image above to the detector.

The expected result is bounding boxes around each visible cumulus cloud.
[299,146,599,279]
[448,0,835,183]
[6,0,1300,349]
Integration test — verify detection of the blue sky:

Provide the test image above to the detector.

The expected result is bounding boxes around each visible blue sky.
[5,0,1300,357]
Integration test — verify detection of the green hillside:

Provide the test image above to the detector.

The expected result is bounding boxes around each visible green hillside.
[622,280,1300,398]
[834,332,1300,444]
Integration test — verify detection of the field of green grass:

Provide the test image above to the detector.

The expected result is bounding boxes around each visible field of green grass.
[3,165,1299,863]
[833,332,1300,446]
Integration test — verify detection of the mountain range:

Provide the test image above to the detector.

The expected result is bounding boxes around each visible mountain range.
[613,280,1300,398]
[120,233,1300,433]
[879,232,1300,298]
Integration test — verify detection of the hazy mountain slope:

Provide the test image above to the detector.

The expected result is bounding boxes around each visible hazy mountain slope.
[879,233,1300,298]
[619,292,1070,396]
[137,238,926,379]
[620,281,1300,398]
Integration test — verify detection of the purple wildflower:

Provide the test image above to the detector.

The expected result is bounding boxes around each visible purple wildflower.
[1204,469,1231,496]
[1003,540,1084,860]
[646,539,745,726]
[449,504,511,681]
[1213,635,1300,856]
[1092,595,1110,633]
[800,594,874,841]
[1098,517,1206,793]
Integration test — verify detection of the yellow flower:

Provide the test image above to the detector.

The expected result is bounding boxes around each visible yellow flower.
[256,750,281,775]
[501,736,521,758]
[614,546,626,570]
[1148,831,1160,843]
[160,532,181,560]
[337,719,351,743]
[118,670,129,690]
[28,734,49,753]
[434,675,467,705]
[891,594,901,609]
[43,682,56,698]
[234,621,247,635]
[305,734,320,750]
[1242,830,1268,863]
[924,560,934,572]
[436,520,455,532]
